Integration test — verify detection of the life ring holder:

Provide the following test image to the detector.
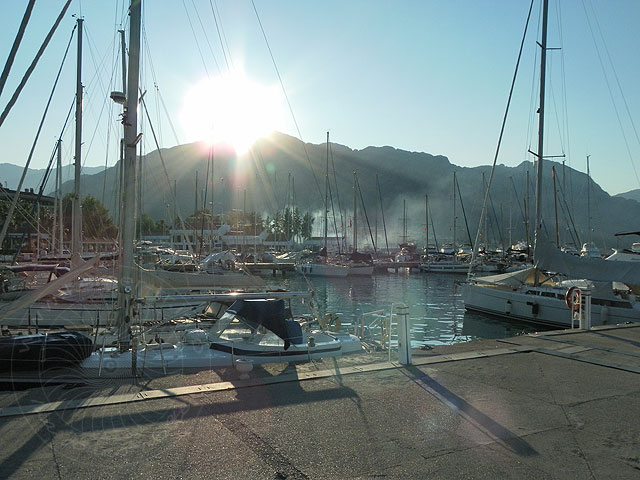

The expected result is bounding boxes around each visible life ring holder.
[565,287,581,311]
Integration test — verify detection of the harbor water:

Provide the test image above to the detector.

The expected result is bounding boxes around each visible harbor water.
[267,271,547,348]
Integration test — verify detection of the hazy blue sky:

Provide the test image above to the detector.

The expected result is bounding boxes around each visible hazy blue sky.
[0,0,639,195]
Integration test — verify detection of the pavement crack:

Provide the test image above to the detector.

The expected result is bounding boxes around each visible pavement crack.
[565,390,640,408]
[217,415,308,479]
[46,421,63,480]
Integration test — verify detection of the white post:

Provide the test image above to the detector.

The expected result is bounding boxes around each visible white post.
[396,303,411,365]
[580,290,592,330]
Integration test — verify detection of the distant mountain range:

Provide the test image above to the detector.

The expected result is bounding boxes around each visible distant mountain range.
[0,163,104,193]
[615,189,640,203]
[2,133,639,250]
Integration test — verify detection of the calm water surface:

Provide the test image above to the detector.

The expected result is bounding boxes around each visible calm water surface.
[267,271,545,347]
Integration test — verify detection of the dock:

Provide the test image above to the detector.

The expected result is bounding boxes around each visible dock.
[0,323,638,478]
[375,260,421,271]
[239,262,296,276]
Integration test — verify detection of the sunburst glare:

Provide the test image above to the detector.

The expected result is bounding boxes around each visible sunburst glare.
[180,71,285,154]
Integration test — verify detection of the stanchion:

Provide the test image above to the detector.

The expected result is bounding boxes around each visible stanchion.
[396,303,412,365]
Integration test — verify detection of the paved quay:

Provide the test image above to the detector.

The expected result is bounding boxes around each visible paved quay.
[0,323,638,479]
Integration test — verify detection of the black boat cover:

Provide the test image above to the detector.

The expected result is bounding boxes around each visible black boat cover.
[227,299,303,349]
[0,331,93,371]
[349,252,373,263]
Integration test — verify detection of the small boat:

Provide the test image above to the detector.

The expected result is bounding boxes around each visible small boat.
[295,261,349,277]
[81,298,362,375]
[0,331,93,371]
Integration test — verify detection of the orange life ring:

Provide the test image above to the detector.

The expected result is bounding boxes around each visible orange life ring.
[565,287,581,311]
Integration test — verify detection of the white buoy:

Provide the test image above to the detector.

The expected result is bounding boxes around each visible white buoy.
[235,359,253,379]
[396,303,412,365]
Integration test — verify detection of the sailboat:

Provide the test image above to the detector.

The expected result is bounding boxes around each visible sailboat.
[462,0,640,328]
[0,17,220,328]
[76,1,362,374]
[295,132,349,277]
[420,172,470,274]
[345,171,373,276]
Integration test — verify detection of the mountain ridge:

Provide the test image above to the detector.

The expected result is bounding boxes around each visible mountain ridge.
[1,132,637,249]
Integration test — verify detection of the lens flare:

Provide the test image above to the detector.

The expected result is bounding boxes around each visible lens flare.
[180,71,285,154]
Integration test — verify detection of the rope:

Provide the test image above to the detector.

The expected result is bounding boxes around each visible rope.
[0,22,76,250]
[209,0,231,71]
[188,0,223,74]
[582,0,640,189]
[181,0,212,78]
[0,0,35,99]
[355,174,376,253]
[469,0,535,274]
[250,0,323,203]
[0,0,72,129]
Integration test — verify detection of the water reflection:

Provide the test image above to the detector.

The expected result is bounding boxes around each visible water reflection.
[271,271,543,347]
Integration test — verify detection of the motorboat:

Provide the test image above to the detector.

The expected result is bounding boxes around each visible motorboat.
[81,298,363,375]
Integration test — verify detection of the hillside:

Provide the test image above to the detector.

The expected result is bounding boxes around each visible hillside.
[6,132,638,250]
[0,163,104,192]
[615,189,640,203]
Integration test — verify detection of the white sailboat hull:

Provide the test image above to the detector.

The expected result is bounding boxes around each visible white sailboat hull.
[348,264,374,276]
[462,282,640,327]
[295,263,349,277]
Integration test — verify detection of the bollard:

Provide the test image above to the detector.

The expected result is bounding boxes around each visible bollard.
[580,290,592,330]
[396,303,412,365]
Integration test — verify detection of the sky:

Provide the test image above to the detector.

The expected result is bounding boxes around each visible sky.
[0,0,639,196]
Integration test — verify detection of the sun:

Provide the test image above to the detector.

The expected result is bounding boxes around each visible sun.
[180,71,285,154]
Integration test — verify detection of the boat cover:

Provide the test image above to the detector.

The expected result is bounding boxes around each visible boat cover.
[227,299,303,349]
[536,233,640,286]
[349,252,373,263]
[0,331,93,371]
[473,267,555,287]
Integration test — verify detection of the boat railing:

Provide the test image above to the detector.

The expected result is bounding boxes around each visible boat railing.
[355,303,412,361]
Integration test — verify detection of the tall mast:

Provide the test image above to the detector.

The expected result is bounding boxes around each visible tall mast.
[56,139,63,255]
[119,29,126,95]
[533,0,549,263]
[452,171,457,251]
[403,199,407,243]
[425,193,429,258]
[483,172,488,252]
[586,155,591,243]
[72,17,83,259]
[324,131,329,251]
[353,171,357,252]
[118,0,142,351]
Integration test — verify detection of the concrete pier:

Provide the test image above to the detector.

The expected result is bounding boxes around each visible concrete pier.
[0,323,638,479]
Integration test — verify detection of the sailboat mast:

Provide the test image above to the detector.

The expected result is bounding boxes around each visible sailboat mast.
[452,171,457,251]
[353,171,357,252]
[56,139,63,255]
[425,193,429,259]
[324,132,329,251]
[533,0,549,262]
[586,155,591,243]
[118,0,142,351]
[403,199,407,243]
[72,17,83,258]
